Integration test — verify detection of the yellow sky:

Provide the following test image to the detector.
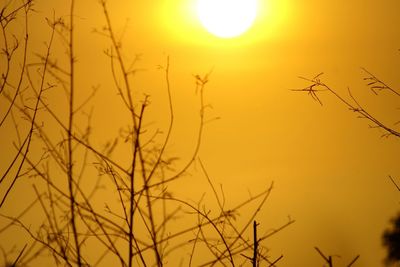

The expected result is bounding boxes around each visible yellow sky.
[1,0,400,266]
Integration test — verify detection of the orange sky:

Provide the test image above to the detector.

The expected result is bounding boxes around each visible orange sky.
[1,0,400,266]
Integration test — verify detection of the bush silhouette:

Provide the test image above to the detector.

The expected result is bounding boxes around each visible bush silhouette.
[383,213,400,265]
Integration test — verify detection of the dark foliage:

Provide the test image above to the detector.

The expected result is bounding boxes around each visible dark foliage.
[383,213,400,265]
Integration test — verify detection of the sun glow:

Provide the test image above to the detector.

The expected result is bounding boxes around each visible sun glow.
[196,0,258,38]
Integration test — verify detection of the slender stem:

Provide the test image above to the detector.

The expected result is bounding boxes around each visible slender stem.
[252,221,257,267]
[128,119,139,267]
[67,1,82,265]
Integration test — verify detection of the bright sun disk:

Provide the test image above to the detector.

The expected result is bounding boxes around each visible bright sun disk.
[197,0,258,38]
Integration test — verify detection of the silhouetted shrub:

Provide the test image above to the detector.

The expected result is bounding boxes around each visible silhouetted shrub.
[383,213,400,265]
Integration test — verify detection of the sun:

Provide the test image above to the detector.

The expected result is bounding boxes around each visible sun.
[196,0,258,38]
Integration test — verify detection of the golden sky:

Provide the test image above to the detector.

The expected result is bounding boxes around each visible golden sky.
[1,0,400,266]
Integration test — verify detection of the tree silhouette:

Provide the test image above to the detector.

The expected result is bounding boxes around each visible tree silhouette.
[0,1,293,266]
